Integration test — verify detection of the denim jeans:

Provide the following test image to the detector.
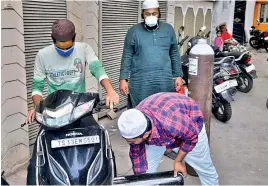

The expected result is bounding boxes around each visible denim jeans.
[145,124,219,186]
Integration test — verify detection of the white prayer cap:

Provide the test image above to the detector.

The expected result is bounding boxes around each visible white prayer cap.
[143,0,159,10]
[117,109,147,139]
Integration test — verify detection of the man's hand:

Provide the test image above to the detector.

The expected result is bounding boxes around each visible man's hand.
[106,90,119,110]
[174,161,187,177]
[175,77,183,92]
[25,109,36,124]
[119,80,129,96]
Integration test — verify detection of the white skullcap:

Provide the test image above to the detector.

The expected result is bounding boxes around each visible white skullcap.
[118,109,147,139]
[143,0,159,9]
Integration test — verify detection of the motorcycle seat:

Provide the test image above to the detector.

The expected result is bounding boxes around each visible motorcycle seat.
[217,52,242,59]
[214,56,235,65]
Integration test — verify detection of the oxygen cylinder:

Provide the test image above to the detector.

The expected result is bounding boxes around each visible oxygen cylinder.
[186,38,214,177]
[188,38,214,139]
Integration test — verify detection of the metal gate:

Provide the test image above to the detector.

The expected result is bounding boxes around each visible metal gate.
[174,7,183,54]
[23,0,67,149]
[158,0,167,22]
[183,8,195,54]
[205,9,212,44]
[100,1,139,110]
[232,0,247,44]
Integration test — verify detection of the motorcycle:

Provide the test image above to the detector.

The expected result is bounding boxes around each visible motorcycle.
[194,26,257,94]
[23,90,184,185]
[249,19,268,52]
[212,56,240,122]
[214,47,257,93]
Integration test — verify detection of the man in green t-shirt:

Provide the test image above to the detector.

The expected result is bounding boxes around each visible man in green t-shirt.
[25,19,119,124]
[25,19,119,184]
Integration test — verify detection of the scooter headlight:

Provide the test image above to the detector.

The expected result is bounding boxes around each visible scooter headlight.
[36,112,43,123]
[41,100,95,128]
[43,103,74,128]
[72,100,95,120]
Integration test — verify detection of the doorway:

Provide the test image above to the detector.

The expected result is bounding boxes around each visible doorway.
[232,0,247,44]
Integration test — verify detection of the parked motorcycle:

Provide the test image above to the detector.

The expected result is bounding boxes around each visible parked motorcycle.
[212,57,240,122]
[24,90,184,185]
[214,47,257,93]
[249,19,268,52]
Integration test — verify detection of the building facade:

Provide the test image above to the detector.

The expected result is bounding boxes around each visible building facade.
[212,0,256,44]
[1,0,215,175]
[253,0,268,32]
[167,0,214,54]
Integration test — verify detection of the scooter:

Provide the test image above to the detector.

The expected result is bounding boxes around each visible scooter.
[22,90,184,185]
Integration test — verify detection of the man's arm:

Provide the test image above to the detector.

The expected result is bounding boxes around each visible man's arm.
[31,53,46,106]
[169,25,183,78]
[120,28,135,80]
[129,143,148,175]
[85,44,114,93]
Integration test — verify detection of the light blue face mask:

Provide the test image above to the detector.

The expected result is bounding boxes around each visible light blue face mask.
[55,46,74,57]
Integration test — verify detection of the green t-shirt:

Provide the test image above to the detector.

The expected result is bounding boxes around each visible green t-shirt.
[32,42,108,96]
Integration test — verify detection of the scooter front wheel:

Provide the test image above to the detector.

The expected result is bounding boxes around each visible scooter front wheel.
[212,100,232,122]
[249,37,259,49]
[236,72,253,93]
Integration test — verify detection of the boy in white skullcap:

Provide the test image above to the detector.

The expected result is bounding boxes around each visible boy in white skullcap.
[118,92,219,186]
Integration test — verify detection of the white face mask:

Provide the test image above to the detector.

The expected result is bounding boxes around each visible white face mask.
[145,16,158,27]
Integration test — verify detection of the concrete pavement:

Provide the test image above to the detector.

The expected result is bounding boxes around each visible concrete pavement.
[5,49,268,185]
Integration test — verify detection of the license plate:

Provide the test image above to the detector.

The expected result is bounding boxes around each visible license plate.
[264,37,268,41]
[214,79,238,93]
[245,64,255,73]
[51,135,100,148]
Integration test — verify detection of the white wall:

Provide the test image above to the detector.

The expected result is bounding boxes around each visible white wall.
[245,0,256,42]
[212,0,256,43]
[212,0,235,40]
[167,0,214,26]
